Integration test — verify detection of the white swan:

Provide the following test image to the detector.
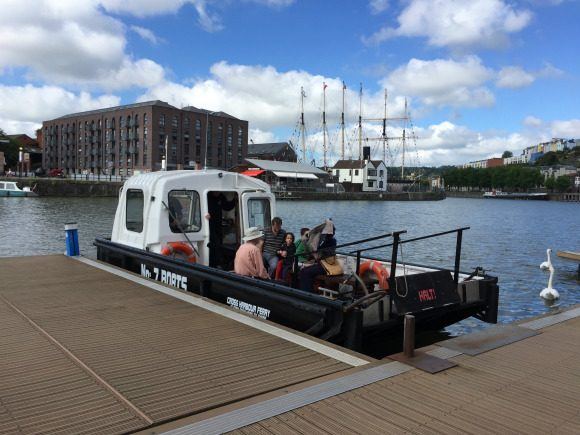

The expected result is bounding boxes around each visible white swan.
[540,248,552,270]
[540,262,560,300]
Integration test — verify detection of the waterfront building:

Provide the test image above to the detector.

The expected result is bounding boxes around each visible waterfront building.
[232,158,328,191]
[0,151,5,174]
[331,159,388,192]
[503,154,529,165]
[462,159,488,169]
[247,142,297,162]
[41,101,248,176]
[540,165,578,179]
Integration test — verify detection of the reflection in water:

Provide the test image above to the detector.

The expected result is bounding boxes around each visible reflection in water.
[1,196,578,344]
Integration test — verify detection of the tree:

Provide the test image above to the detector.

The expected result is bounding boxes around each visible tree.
[555,176,571,192]
[545,176,556,191]
[502,150,513,159]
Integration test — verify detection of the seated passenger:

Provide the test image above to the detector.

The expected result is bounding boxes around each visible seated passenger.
[278,232,296,280]
[295,227,311,265]
[234,227,269,279]
[299,219,338,292]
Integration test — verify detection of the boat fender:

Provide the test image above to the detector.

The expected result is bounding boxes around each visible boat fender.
[161,242,197,263]
[358,260,390,290]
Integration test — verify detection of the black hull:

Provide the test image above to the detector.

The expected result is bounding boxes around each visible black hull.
[95,238,499,351]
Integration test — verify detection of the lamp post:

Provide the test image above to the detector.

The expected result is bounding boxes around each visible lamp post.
[18,147,23,177]
[204,110,216,169]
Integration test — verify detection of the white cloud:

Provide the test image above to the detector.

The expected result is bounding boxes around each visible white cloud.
[0,0,168,90]
[382,57,495,107]
[138,61,383,131]
[365,0,532,49]
[247,0,295,7]
[412,121,532,165]
[249,128,278,144]
[130,25,162,44]
[0,84,120,135]
[496,66,535,88]
[369,0,389,14]
[550,119,580,138]
[523,116,543,128]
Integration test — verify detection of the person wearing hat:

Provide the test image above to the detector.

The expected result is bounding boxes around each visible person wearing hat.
[234,227,270,279]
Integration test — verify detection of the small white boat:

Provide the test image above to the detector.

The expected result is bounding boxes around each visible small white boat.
[0,181,37,197]
[95,170,500,351]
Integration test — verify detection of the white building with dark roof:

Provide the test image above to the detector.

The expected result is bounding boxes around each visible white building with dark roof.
[331,159,387,192]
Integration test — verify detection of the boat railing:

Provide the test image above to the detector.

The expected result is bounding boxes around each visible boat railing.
[336,226,470,288]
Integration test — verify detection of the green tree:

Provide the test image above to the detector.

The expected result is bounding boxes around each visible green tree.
[545,176,556,191]
[555,176,571,192]
[502,150,513,159]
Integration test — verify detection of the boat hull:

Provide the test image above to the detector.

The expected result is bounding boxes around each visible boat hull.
[95,238,499,351]
[0,190,36,197]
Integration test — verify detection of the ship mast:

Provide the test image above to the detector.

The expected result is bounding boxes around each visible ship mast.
[382,89,387,163]
[300,87,306,162]
[322,82,328,168]
[341,81,346,160]
[358,83,363,160]
[401,98,407,179]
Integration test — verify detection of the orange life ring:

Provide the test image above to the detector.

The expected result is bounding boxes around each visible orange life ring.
[358,260,390,290]
[161,242,197,263]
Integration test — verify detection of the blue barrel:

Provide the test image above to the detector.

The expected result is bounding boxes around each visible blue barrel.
[65,223,80,256]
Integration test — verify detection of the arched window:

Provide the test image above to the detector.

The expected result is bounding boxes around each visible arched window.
[184,116,190,129]
[159,114,165,127]
[172,115,178,129]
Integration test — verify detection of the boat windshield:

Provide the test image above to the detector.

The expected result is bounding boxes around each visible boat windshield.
[168,190,202,233]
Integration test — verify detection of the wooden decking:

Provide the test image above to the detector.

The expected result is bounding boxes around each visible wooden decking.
[1,254,579,434]
[0,255,371,434]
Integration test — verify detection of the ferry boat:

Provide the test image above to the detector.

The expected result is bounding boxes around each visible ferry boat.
[95,170,499,351]
[0,180,37,197]
[483,190,548,200]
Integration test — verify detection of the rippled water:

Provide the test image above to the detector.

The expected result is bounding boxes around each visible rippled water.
[1,196,578,336]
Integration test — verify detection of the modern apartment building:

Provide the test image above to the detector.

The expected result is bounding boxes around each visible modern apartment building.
[42,101,248,175]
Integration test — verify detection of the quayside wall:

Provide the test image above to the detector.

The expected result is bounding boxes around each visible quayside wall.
[2,177,445,200]
[2,177,122,197]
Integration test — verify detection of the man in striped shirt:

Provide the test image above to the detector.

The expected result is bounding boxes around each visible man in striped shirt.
[262,217,286,278]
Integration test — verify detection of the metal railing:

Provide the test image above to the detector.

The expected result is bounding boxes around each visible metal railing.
[336,226,470,289]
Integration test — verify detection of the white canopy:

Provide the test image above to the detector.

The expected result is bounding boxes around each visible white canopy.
[273,171,318,180]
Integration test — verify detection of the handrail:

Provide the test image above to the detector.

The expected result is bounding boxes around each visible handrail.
[339,227,469,294]
[345,227,470,254]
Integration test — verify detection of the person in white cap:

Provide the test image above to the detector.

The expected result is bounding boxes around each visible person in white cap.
[234,227,269,279]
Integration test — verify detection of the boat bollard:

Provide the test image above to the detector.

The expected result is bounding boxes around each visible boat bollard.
[65,222,80,256]
[403,314,415,357]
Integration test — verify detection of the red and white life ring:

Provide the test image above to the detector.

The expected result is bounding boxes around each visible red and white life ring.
[160,242,197,263]
[358,260,390,290]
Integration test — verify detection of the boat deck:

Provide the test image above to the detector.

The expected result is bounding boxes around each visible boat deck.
[1,255,579,434]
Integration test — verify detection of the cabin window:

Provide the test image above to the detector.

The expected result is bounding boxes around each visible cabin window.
[247,198,271,230]
[126,189,144,233]
[168,190,201,233]
[0,183,4,189]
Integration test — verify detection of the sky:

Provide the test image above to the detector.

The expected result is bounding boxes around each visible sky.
[1,0,579,167]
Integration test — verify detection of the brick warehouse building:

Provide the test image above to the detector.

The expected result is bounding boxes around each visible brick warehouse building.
[42,101,249,176]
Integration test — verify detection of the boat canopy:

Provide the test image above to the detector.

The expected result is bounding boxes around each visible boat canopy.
[111,170,276,266]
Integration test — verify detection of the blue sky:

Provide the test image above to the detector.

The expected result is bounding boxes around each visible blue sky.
[1,0,579,166]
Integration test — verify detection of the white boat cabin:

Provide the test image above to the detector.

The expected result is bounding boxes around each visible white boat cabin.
[112,170,276,268]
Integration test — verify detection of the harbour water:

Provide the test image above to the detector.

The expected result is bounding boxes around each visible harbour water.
[1,196,578,337]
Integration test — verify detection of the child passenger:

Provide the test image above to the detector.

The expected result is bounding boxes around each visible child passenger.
[277,232,296,280]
